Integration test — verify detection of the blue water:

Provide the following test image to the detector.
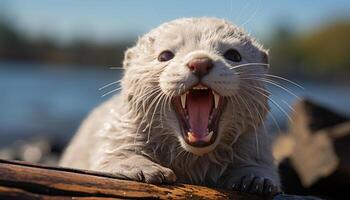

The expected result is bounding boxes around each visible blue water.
[0,62,122,145]
[0,62,349,146]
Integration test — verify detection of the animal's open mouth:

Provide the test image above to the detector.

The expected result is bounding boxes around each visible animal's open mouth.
[173,84,224,147]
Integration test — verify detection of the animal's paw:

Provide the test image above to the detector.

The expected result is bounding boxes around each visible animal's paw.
[231,174,280,196]
[115,163,177,184]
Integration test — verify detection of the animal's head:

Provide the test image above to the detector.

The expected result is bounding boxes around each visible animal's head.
[122,17,269,156]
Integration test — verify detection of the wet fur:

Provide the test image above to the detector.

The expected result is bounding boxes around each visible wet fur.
[60,17,280,190]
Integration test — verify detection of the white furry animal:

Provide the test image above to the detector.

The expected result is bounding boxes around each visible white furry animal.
[60,17,280,196]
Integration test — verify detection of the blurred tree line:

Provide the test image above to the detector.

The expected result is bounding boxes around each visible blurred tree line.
[0,19,133,68]
[268,20,350,79]
[0,17,350,79]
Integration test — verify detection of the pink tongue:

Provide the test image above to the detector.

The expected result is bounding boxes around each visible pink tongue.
[186,90,213,138]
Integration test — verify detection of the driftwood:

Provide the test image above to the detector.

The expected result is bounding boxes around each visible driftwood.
[276,99,350,200]
[0,159,265,200]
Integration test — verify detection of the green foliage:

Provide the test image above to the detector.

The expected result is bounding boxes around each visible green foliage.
[0,20,30,60]
[0,19,134,67]
[269,21,350,78]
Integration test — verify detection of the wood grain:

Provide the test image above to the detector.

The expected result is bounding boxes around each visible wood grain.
[0,159,264,200]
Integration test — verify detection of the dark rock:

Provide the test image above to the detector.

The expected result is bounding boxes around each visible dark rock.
[277,99,350,200]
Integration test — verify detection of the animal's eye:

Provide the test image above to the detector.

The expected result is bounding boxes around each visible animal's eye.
[223,49,242,62]
[158,50,174,62]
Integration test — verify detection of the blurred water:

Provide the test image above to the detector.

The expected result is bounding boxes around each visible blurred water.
[0,62,121,146]
[0,62,349,146]
[267,78,350,131]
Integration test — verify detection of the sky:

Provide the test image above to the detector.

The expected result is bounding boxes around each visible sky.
[1,0,350,43]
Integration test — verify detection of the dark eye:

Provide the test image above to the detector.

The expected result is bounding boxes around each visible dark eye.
[158,50,174,62]
[223,49,242,62]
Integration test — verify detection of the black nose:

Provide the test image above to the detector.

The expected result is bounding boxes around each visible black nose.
[187,57,213,78]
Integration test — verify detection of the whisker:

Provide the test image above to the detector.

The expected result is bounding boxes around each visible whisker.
[254,129,260,158]
[259,78,301,100]
[147,92,165,143]
[242,85,281,132]
[229,94,259,157]
[174,149,186,161]
[109,67,124,70]
[168,91,176,111]
[236,91,261,158]
[135,87,162,136]
[250,86,293,123]
[230,93,242,123]
[98,80,121,90]
[229,62,269,70]
[228,96,241,126]
[101,87,122,97]
[241,73,304,89]
[159,95,166,129]
[239,0,261,28]
[133,88,161,114]
[236,93,257,133]
[244,90,267,128]
[238,77,301,100]
[165,91,174,117]
[165,92,172,114]
[246,84,272,96]
[231,63,304,91]
[281,99,296,113]
[242,88,281,129]
[133,89,157,144]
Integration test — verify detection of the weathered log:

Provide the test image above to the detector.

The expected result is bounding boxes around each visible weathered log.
[0,159,265,200]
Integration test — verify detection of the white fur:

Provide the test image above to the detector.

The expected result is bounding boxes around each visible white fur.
[60,17,280,189]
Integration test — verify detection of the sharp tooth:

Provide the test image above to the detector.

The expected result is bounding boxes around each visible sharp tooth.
[203,131,214,142]
[213,91,220,108]
[188,132,196,143]
[181,93,186,108]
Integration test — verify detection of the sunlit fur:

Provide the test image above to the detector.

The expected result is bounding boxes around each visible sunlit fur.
[60,17,280,188]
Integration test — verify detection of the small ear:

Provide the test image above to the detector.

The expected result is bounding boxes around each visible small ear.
[261,50,270,73]
[123,47,135,68]
[122,36,155,68]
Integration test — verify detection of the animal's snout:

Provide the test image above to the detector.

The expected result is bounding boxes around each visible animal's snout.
[187,57,213,78]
